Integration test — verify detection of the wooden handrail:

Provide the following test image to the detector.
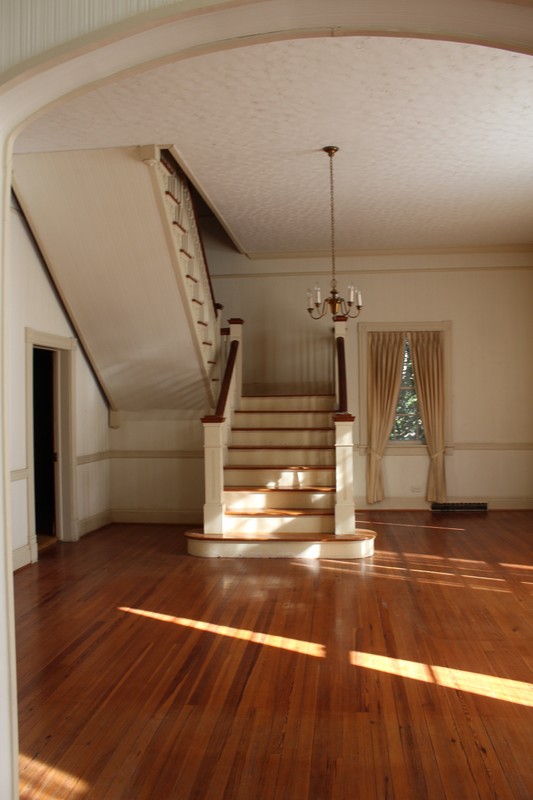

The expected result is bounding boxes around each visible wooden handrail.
[215,339,239,417]
[336,336,348,413]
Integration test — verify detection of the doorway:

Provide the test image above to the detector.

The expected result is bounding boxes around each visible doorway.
[27,329,77,558]
[33,347,56,547]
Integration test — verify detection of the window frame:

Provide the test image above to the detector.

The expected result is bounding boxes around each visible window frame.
[357,321,452,455]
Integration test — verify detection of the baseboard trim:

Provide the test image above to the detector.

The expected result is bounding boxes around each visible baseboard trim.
[76,510,113,538]
[355,497,533,511]
[485,498,533,510]
[355,497,430,510]
[13,544,32,571]
[111,509,203,525]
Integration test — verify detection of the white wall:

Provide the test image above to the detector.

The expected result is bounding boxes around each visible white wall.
[8,203,111,568]
[9,204,207,552]
[8,199,533,545]
[207,222,533,508]
[109,410,204,525]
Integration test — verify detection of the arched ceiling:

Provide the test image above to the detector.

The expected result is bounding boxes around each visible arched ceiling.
[7,1,533,411]
[16,31,533,256]
[14,32,533,255]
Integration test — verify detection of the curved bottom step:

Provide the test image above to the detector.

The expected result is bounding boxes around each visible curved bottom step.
[186,529,376,559]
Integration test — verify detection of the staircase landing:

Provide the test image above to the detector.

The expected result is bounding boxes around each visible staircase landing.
[186,529,376,559]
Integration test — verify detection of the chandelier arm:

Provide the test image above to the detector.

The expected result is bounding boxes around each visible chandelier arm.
[346,305,362,319]
[307,298,329,319]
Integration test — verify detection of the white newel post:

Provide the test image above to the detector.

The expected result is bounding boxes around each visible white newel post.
[202,418,225,534]
[333,315,356,535]
[333,414,357,535]
[202,319,244,535]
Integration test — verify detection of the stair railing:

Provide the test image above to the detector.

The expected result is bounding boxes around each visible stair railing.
[336,334,348,413]
[201,319,244,535]
[333,316,357,535]
[140,145,221,406]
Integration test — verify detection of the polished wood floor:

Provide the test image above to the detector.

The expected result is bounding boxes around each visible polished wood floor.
[15,511,533,799]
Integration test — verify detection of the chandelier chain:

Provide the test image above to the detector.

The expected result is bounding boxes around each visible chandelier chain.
[329,150,336,291]
[306,145,362,321]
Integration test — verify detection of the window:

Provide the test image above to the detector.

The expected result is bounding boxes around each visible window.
[357,320,451,454]
[389,337,426,443]
[359,322,451,504]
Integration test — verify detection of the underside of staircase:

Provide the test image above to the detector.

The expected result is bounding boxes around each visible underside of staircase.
[187,392,375,558]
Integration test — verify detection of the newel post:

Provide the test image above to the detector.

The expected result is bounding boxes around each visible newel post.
[333,413,356,535]
[333,315,356,534]
[201,416,225,534]
[201,319,244,535]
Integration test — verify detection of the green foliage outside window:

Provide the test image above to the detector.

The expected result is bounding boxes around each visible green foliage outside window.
[389,338,426,443]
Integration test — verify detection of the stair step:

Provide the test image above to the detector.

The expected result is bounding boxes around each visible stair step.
[226,486,335,492]
[225,489,334,510]
[230,428,334,447]
[223,466,335,489]
[225,508,334,517]
[186,529,376,559]
[234,410,334,428]
[227,447,335,466]
[223,509,334,534]
[240,395,335,411]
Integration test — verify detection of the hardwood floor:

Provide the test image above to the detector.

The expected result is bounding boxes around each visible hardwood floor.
[15,511,533,799]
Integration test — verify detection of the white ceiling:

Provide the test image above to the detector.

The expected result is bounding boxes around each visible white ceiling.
[14,32,533,255]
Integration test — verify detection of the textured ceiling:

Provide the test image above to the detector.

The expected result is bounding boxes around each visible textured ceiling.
[15,35,533,255]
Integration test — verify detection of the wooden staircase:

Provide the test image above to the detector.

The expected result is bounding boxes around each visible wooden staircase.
[187,392,375,558]
[224,393,336,534]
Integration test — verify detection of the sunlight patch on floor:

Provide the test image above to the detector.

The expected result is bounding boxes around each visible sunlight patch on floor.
[119,607,325,657]
[357,518,466,532]
[19,754,89,799]
[297,558,512,592]
[350,651,533,706]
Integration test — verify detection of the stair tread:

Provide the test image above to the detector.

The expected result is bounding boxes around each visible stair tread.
[225,508,334,517]
[187,530,375,542]
[225,486,335,492]
[232,427,334,432]
[228,445,334,450]
[235,410,333,414]
[224,464,335,472]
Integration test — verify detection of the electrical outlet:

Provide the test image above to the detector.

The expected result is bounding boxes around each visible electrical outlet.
[411,486,421,493]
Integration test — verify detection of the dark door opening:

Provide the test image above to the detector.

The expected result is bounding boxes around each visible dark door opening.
[33,347,56,540]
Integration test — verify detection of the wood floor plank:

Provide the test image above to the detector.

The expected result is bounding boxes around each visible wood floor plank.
[15,512,533,799]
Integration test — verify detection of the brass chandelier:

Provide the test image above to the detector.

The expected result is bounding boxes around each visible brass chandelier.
[307,146,363,320]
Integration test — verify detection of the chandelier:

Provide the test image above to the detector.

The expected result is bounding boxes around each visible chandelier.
[307,146,363,320]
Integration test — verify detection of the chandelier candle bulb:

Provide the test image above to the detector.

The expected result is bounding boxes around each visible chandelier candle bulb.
[356,289,363,308]
[314,285,321,304]
[348,284,355,303]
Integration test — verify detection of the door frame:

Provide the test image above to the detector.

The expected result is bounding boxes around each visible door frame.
[26,329,77,560]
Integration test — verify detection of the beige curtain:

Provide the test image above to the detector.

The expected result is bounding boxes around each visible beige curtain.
[408,331,447,503]
[366,331,405,503]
